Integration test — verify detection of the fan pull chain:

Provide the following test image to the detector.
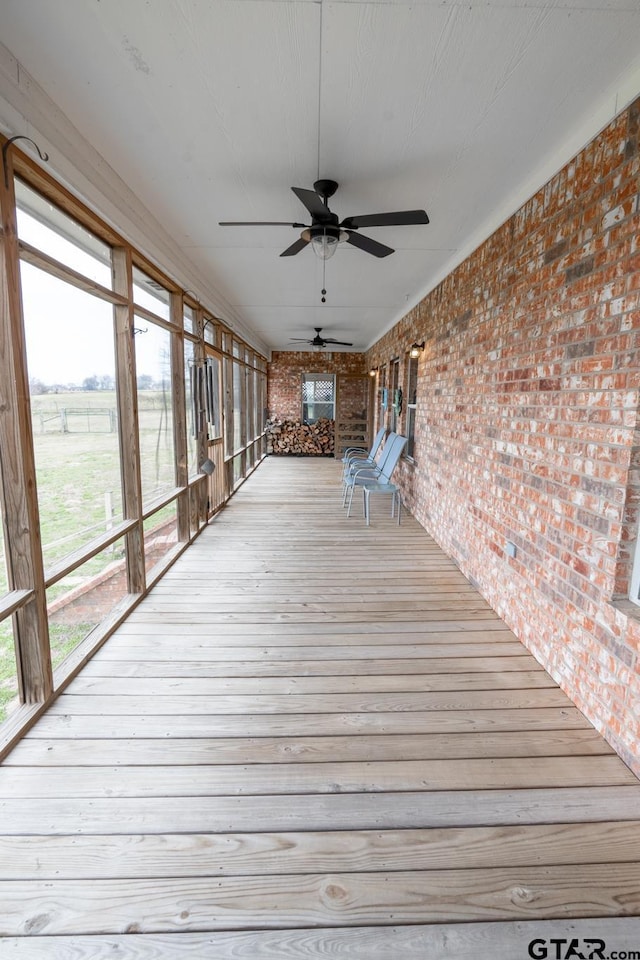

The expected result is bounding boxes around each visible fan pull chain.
[321,258,327,303]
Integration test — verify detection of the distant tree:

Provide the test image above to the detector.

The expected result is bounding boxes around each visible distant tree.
[29,378,48,395]
[99,374,115,391]
[137,374,154,390]
[82,376,99,391]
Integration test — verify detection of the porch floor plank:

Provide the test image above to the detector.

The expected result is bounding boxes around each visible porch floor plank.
[1,457,639,954]
[3,921,640,960]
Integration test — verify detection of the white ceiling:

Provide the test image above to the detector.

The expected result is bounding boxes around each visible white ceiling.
[1,0,640,356]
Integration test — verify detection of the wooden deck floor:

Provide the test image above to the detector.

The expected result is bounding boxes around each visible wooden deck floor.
[2,456,640,957]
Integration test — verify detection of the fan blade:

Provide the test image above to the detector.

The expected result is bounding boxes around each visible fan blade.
[289,338,313,342]
[280,237,310,257]
[292,187,332,220]
[341,210,429,229]
[345,230,394,258]
[219,221,307,227]
[322,339,353,346]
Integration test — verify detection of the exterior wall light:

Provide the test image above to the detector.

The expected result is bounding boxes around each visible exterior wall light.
[409,341,425,359]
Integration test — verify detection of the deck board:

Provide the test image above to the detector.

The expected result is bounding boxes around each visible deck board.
[1,456,639,952]
[63,670,557,694]
[3,921,640,960]
[4,787,640,835]
[24,706,591,739]
[78,654,543,676]
[3,821,640,879]
[6,729,613,765]
[3,866,640,934]
[1,755,635,798]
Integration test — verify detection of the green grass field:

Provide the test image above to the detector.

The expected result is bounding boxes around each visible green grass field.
[1,389,177,722]
[0,621,17,722]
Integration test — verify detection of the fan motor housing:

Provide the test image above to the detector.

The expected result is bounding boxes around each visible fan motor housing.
[314,179,339,201]
[302,224,342,242]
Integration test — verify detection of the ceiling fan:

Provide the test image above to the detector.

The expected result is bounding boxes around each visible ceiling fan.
[290,327,353,349]
[219,179,429,260]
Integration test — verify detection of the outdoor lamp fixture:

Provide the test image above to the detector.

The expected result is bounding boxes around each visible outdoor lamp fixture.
[369,369,377,377]
[302,225,348,260]
[409,341,425,359]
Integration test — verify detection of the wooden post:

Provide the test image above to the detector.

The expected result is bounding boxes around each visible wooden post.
[171,292,189,542]
[223,355,235,463]
[239,356,248,478]
[111,247,145,594]
[104,491,114,533]
[0,142,52,704]
[245,363,254,470]
[194,311,208,525]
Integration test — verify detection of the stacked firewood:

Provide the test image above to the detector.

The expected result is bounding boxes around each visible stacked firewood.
[266,418,334,455]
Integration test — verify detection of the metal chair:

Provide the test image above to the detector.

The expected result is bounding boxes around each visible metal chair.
[345,434,407,517]
[342,432,396,506]
[341,428,387,496]
[362,481,403,526]
[341,427,386,476]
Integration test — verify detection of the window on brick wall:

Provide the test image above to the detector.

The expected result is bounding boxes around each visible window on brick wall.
[378,365,387,429]
[630,541,640,607]
[405,353,418,459]
[621,433,640,605]
[302,374,335,424]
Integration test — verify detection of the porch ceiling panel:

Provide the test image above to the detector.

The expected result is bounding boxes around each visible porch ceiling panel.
[0,0,639,352]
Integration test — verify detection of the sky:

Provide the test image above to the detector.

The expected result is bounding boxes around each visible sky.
[18,209,171,386]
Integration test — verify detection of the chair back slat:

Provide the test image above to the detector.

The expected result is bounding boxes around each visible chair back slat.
[369,427,386,459]
[342,427,386,466]
[369,432,397,474]
[379,434,408,481]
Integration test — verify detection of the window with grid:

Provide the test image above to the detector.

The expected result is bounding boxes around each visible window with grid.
[302,374,335,423]
[389,358,400,432]
[631,552,640,606]
[378,365,387,429]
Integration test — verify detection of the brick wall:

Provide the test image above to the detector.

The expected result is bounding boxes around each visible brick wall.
[366,97,640,773]
[48,521,177,624]
[268,351,366,420]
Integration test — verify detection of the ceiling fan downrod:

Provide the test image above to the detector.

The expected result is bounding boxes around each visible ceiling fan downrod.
[314,179,339,204]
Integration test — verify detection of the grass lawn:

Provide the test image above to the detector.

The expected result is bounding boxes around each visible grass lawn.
[0,621,18,722]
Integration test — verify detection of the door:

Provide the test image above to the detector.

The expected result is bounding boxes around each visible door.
[334,374,371,459]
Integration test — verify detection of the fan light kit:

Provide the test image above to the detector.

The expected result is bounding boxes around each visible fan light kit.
[219,179,429,260]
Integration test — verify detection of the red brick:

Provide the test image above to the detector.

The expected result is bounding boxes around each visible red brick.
[366,95,640,776]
